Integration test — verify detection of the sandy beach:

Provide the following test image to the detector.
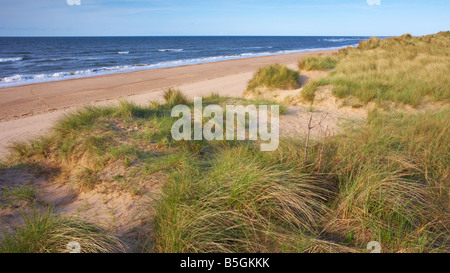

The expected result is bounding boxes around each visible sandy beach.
[0,49,337,159]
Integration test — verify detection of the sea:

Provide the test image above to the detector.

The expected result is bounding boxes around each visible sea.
[0,36,370,88]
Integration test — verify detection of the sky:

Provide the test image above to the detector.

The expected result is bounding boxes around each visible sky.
[0,0,449,36]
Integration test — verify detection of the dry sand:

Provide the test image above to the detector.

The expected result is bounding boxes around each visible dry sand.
[0,49,338,160]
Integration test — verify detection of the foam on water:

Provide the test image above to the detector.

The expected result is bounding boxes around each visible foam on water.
[158,49,184,52]
[0,57,23,63]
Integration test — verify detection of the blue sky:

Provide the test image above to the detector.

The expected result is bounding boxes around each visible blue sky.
[0,0,448,36]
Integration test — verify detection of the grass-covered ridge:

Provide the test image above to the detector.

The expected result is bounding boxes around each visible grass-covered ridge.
[298,55,338,71]
[246,64,299,92]
[5,91,447,252]
[7,91,288,194]
[300,32,450,107]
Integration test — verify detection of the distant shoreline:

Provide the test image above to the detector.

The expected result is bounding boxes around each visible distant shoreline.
[0,36,367,88]
[0,44,351,89]
[0,49,338,122]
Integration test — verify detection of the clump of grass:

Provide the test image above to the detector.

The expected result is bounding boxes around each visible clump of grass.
[163,88,189,107]
[7,101,176,191]
[153,145,333,253]
[0,185,37,209]
[319,109,449,252]
[73,167,99,190]
[247,64,299,92]
[300,81,324,102]
[299,31,450,106]
[298,55,338,71]
[299,77,332,102]
[1,186,37,202]
[0,206,125,253]
[249,107,449,252]
[357,36,381,50]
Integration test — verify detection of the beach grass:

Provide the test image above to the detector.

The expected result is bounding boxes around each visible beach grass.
[162,88,189,108]
[320,109,449,252]
[299,31,450,106]
[246,64,299,92]
[298,55,338,71]
[0,206,125,253]
[1,186,37,203]
[153,144,334,252]
[4,93,448,252]
[7,93,286,193]
[152,108,448,253]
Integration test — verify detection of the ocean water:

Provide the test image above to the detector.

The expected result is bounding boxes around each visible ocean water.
[0,36,369,88]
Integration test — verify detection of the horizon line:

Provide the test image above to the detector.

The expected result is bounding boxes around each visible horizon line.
[0,34,391,38]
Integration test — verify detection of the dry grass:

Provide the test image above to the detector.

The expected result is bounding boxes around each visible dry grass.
[153,145,334,253]
[319,109,449,252]
[0,206,125,253]
[162,88,189,107]
[152,107,449,252]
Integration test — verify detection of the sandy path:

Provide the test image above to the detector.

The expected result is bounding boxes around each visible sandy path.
[0,49,337,160]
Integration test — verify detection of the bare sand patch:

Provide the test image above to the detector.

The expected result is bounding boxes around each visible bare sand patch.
[243,69,369,140]
[279,86,368,140]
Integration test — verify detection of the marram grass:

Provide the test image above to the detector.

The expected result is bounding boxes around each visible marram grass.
[153,145,334,253]
[247,64,299,92]
[0,206,125,253]
[298,55,338,71]
[300,31,450,106]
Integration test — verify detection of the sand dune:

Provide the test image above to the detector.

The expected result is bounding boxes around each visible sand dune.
[0,49,337,159]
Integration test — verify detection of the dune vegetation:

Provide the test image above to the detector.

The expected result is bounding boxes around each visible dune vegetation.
[299,32,450,107]
[0,206,125,253]
[246,64,299,92]
[0,32,449,253]
[298,55,338,71]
